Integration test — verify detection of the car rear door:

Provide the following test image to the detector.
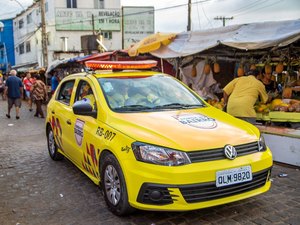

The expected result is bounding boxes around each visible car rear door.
[51,79,77,159]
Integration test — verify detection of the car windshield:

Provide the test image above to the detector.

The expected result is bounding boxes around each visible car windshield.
[98,74,206,112]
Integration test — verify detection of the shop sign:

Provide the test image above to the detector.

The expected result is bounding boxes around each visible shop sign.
[55,8,121,31]
[122,7,154,49]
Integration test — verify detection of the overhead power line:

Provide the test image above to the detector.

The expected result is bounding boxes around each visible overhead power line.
[42,0,212,28]
[11,0,212,51]
[232,0,283,18]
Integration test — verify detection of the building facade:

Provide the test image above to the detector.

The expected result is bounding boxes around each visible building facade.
[0,19,15,73]
[13,0,122,70]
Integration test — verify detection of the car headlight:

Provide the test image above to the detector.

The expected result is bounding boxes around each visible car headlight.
[258,134,267,151]
[132,142,191,166]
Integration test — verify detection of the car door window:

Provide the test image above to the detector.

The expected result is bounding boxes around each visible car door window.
[75,80,97,111]
[56,80,75,105]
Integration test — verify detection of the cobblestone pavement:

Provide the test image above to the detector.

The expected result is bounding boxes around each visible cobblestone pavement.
[0,100,299,225]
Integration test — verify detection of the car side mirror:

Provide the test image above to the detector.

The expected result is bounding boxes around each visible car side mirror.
[73,100,97,118]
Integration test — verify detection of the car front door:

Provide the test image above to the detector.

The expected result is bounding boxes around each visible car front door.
[69,79,101,177]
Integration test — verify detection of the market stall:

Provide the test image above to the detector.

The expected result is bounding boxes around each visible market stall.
[138,19,300,166]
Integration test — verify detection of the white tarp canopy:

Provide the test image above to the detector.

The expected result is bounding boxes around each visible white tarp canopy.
[151,19,300,59]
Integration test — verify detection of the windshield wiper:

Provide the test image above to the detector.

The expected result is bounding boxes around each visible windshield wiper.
[115,105,152,112]
[153,103,204,109]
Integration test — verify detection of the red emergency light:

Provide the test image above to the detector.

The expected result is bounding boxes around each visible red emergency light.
[85,60,158,70]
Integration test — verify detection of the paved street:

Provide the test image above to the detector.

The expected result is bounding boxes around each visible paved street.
[0,99,299,225]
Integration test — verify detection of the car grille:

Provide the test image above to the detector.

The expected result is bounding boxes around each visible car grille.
[179,168,270,203]
[187,141,259,163]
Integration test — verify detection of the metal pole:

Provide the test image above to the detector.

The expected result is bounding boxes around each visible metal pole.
[41,0,48,68]
[92,14,95,35]
[187,0,191,31]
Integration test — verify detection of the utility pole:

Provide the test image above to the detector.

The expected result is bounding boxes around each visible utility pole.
[92,14,95,35]
[187,0,191,31]
[214,16,233,27]
[40,0,48,68]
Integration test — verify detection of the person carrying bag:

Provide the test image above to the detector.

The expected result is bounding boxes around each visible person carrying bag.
[31,75,47,118]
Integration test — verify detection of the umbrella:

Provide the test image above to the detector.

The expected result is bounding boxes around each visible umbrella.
[128,32,177,57]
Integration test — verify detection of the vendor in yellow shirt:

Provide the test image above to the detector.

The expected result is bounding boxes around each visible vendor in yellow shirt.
[223,70,269,124]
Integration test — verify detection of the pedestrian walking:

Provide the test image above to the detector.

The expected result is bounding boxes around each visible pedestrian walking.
[0,73,5,100]
[4,70,23,119]
[23,72,34,111]
[51,73,60,94]
[31,74,47,118]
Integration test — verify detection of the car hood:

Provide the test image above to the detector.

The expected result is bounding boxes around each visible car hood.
[108,107,259,151]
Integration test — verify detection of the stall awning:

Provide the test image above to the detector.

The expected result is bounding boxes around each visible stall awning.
[150,19,300,59]
[11,62,39,72]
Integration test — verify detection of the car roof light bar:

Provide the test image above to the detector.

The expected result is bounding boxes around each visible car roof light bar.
[85,60,158,70]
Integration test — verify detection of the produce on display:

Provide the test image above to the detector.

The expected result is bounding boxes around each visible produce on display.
[204,58,211,75]
[255,99,300,113]
[275,62,284,74]
[191,63,197,77]
[213,62,220,73]
[207,98,225,110]
[264,58,272,74]
[237,64,244,77]
[213,57,220,73]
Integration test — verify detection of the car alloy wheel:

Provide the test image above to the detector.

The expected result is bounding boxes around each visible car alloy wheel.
[104,165,121,205]
[48,129,56,156]
[47,126,63,161]
[100,153,134,216]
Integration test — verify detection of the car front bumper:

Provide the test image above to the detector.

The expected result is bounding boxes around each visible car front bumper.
[123,149,273,211]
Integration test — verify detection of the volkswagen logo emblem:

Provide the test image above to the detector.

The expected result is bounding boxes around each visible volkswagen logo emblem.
[224,145,237,160]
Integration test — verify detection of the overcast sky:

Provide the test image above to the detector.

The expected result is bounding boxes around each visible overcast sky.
[1,0,300,32]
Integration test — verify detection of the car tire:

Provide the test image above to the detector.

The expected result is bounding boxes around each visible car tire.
[100,153,135,216]
[47,125,64,161]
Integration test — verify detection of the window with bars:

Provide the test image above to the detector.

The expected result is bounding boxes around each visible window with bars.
[19,19,24,29]
[19,43,24,54]
[27,13,32,24]
[26,41,31,53]
[103,31,112,40]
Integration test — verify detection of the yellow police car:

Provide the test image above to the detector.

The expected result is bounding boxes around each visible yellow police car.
[46,60,272,216]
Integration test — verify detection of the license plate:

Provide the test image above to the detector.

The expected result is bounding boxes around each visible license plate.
[216,166,252,187]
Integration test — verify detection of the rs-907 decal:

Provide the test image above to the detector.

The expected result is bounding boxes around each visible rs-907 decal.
[96,126,116,141]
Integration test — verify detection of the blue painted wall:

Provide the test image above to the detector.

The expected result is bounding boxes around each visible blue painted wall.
[0,19,15,73]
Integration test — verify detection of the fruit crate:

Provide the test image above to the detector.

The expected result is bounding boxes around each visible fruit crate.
[268,111,300,122]
[256,112,270,121]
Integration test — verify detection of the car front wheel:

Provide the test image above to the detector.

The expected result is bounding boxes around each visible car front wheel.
[100,153,134,216]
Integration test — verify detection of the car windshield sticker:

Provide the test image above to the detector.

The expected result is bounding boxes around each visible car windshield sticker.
[173,114,217,129]
[102,82,113,93]
[75,119,85,146]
